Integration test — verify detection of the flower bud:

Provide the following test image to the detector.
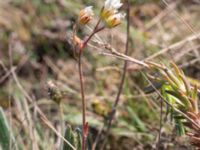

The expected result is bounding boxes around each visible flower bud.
[79,6,94,25]
[47,80,63,104]
[71,34,83,50]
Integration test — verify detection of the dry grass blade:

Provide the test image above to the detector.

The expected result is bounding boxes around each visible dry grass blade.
[9,67,76,150]
[39,109,77,150]
[145,32,200,61]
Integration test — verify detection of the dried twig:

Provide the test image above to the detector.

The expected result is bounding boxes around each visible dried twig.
[145,32,200,61]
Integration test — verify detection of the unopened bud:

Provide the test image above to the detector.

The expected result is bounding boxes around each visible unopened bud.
[47,80,63,104]
[71,34,84,52]
[79,6,94,25]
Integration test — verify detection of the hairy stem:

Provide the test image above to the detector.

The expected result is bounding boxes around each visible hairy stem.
[78,53,86,150]
[83,26,105,49]
[76,18,105,150]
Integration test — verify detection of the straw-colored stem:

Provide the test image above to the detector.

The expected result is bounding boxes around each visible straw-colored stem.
[59,103,64,148]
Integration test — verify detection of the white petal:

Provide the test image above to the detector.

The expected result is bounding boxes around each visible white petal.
[111,13,126,19]
[120,13,126,18]
[111,0,122,9]
[104,0,122,10]
[84,6,94,16]
[105,0,112,9]
[113,3,122,9]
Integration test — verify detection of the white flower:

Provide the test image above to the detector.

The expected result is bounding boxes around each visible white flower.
[101,0,123,19]
[101,0,124,28]
[104,0,123,11]
[83,6,94,16]
[79,6,94,25]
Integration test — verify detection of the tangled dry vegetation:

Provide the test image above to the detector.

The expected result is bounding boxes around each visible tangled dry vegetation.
[0,0,200,150]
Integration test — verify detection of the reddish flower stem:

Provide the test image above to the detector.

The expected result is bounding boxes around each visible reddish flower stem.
[78,19,104,150]
[82,26,105,49]
[78,52,86,150]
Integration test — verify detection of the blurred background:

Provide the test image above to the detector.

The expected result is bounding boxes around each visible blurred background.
[0,0,200,149]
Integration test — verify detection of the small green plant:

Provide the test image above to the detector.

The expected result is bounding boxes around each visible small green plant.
[148,62,200,147]
[63,126,82,150]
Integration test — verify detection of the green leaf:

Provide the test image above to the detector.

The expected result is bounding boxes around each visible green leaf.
[161,84,177,105]
[0,107,17,150]
[63,126,76,150]
[175,119,185,136]
[127,106,147,132]
[165,90,188,107]
[75,128,82,150]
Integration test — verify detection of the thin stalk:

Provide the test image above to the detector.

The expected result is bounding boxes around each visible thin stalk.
[113,0,131,122]
[157,97,163,149]
[78,53,86,150]
[100,1,130,149]
[59,103,64,149]
[76,18,105,150]
[83,26,105,49]
[8,36,13,150]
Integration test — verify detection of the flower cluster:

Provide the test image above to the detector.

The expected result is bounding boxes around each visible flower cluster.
[101,0,125,28]
[78,0,125,28]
